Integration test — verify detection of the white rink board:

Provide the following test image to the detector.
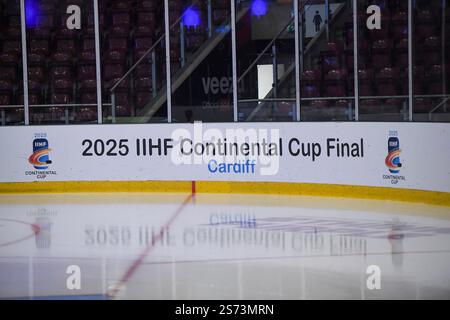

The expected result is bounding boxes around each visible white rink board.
[0,122,449,193]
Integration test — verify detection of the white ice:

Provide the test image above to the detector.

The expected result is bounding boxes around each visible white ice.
[0,193,449,300]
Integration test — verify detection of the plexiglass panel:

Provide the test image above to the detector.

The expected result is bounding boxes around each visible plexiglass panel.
[169,0,234,123]
[300,0,352,121]
[357,0,409,121]
[236,0,297,122]
[413,0,449,122]
[108,0,166,123]
[0,0,24,125]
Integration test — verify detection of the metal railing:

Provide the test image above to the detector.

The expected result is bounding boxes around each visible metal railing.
[238,94,450,121]
[0,103,112,126]
[237,0,316,84]
[238,94,450,103]
[1,0,448,126]
[239,0,349,122]
[428,96,450,121]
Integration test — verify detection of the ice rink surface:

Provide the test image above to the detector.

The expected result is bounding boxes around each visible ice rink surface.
[0,192,449,300]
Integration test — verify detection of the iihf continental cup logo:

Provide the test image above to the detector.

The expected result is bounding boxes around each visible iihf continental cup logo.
[382,131,405,185]
[385,136,402,174]
[29,135,52,170]
[25,134,57,180]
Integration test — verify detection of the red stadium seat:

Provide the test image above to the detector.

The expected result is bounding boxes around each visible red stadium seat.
[111,12,131,37]
[137,0,157,11]
[0,79,14,92]
[0,94,11,106]
[76,93,98,122]
[78,65,96,80]
[394,38,409,68]
[0,53,19,66]
[134,37,154,62]
[425,65,444,94]
[324,69,347,97]
[371,39,393,69]
[135,12,156,36]
[50,93,72,105]
[300,70,321,98]
[104,64,125,81]
[55,39,77,56]
[50,52,72,66]
[416,10,438,39]
[28,67,45,82]
[349,69,374,96]
[27,53,46,67]
[375,67,399,96]
[392,11,408,40]
[0,67,17,82]
[401,65,425,95]
[423,37,442,67]
[79,79,98,93]
[114,92,132,117]
[51,78,73,93]
[3,41,21,56]
[105,37,128,63]
[80,37,96,64]
[345,40,369,70]
[320,42,342,73]
[50,66,72,80]
[110,0,132,12]
[135,63,152,78]
[29,40,50,57]
[2,27,21,39]
[310,100,329,109]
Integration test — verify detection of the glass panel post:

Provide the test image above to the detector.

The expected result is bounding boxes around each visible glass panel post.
[353,0,359,121]
[20,0,29,125]
[93,0,103,124]
[231,0,238,122]
[408,0,413,121]
[294,0,301,121]
[164,0,172,123]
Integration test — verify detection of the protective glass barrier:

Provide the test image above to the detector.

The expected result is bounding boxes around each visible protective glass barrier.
[21,0,105,125]
[300,0,352,121]
[0,0,24,125]
[108,1,166,124]
[2,0,450,126]
[236,0,297,122]
[413,0,449,122]
[168,0,234,123]
[356,0,408,121]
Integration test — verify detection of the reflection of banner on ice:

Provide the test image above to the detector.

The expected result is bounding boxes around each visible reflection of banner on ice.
[35,217,52,249]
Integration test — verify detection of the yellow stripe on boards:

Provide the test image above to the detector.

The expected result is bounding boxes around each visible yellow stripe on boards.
[0,181,449,207]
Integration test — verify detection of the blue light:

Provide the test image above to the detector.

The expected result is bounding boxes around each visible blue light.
[251,0,268,17]
[26,0,39,28]
[183,6,201,29]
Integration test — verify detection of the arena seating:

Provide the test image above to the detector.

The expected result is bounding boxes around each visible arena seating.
[303,0,449,114]
[0,0,447,124]
[0,0,230,124]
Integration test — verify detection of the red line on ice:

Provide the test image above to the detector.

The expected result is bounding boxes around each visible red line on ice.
[108,194,193,298]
